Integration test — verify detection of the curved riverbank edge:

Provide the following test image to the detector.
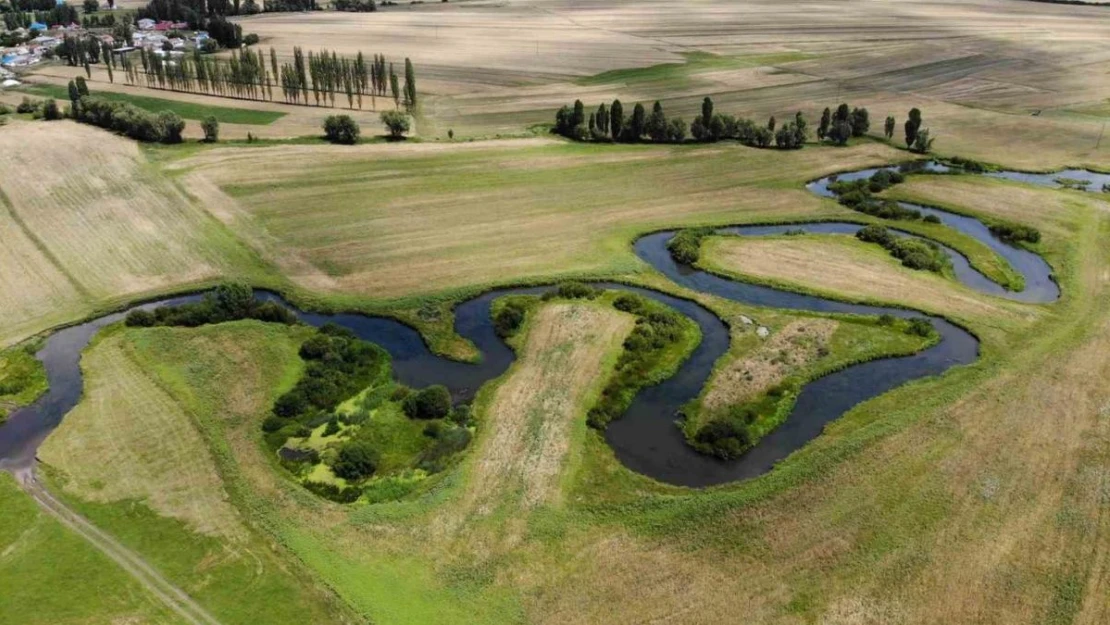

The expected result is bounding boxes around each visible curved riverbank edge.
[0,159,1070,487]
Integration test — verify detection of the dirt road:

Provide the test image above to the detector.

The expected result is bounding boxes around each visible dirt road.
[12,465,224,625]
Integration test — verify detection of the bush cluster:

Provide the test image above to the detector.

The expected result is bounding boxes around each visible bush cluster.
[73,95,185,143]
[415,424,471,473]
[493,300,528,338]
[332,440,380,480]
[402,385,452,420]
[265,324,388,449]
[666,227,713,265]
[856,225,948,272]
[988,222,1041,244]
[544,281,600,300]
[587,296,689,429]
[323,114,360,144]
[944,156,991,173]
[16,97,40,114]
[125,283,296,328]
[693,417,753,459]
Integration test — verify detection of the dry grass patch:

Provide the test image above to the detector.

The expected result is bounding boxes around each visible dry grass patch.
[39,330,245,541]
[0,121,259,346]
[469,302,634,512]
[702,318,836,413]
[701,234,1028,325]
[887,175,1099,241]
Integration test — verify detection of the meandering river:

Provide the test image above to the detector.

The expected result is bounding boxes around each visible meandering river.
[0,161,1069,487]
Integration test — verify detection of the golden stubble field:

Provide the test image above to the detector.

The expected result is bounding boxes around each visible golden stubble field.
[222,0,1110,165]
[171,139,905,300]
[0,121,262,347]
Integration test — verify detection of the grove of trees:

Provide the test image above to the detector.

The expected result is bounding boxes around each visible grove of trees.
[553,98,933,153]
[553,97,808,148]
[103,45,417,112]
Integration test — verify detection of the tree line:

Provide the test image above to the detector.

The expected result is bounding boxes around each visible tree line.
[554,97,934,152]
[99,45,418,112]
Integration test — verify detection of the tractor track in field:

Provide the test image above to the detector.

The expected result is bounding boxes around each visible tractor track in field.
[11,465,224,625]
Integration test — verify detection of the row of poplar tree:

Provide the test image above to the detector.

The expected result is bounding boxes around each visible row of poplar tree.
[62,35,418,111]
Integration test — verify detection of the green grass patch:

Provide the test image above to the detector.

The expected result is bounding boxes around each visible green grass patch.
[576,51,813,87]
[0,473,183,624]
[20,84,286,125]
[0,342,46,421]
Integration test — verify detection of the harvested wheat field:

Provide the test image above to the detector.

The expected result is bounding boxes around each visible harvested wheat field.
[173,139,903,298]
[701,234,1029,324]
[0,121,268,346]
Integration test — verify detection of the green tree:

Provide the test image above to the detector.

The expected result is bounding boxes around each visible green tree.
[905,107,922,147]
[627,102,646,141]
[324,114,361,144]
[645,100,668,142]
[911,128,934,154]
[827,118,852,146]
[609,99,624,141]
[571,99,585,128]
[380,110,410,139]
[333,441,379,480]
[666,117,686,143]
[701,96,713,126]
[595,103,608,135]
[402,385,452,419]
[884,115,896,139]
[403,57,416,111]
[157,111,185,143]
[201,116,219,142]
[41,98,61,120]
[389,63,400,109]
[767,115,775,132]
[75,75,89,96]
[849,107,869,136]
[83,0,98,12]
[67,80,80,103]
[818,107,831,140]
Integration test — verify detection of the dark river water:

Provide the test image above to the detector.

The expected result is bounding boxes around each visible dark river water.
[0,160,1066,486]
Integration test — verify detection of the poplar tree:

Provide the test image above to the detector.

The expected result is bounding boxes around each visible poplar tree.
[389,63,400,109]
[610,99,624,141]
[403,57,416,111]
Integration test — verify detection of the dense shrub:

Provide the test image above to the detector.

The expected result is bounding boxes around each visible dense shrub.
[856,226,947,273]
[402,385,452,420]
[324,114,360,144]
[945,156,991,173]
[303,480,362,503]
[906,318,934,337]
[332,440,380,480]
[201,116,219,142]
[73,95,187,143]
[125,283,297,328]
[265,325,388,448]
[16,97,40,114]
[546,281,599,300]
[587,298,690,429]
[416,425,471,473]
[693,418,752,459]
[989,222,1041,244]
[41,99,61,120]
[379,110,410,139]
[493,300,527,337]
[666,227,712,265]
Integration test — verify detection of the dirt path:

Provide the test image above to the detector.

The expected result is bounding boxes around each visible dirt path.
[12,465,224,625]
